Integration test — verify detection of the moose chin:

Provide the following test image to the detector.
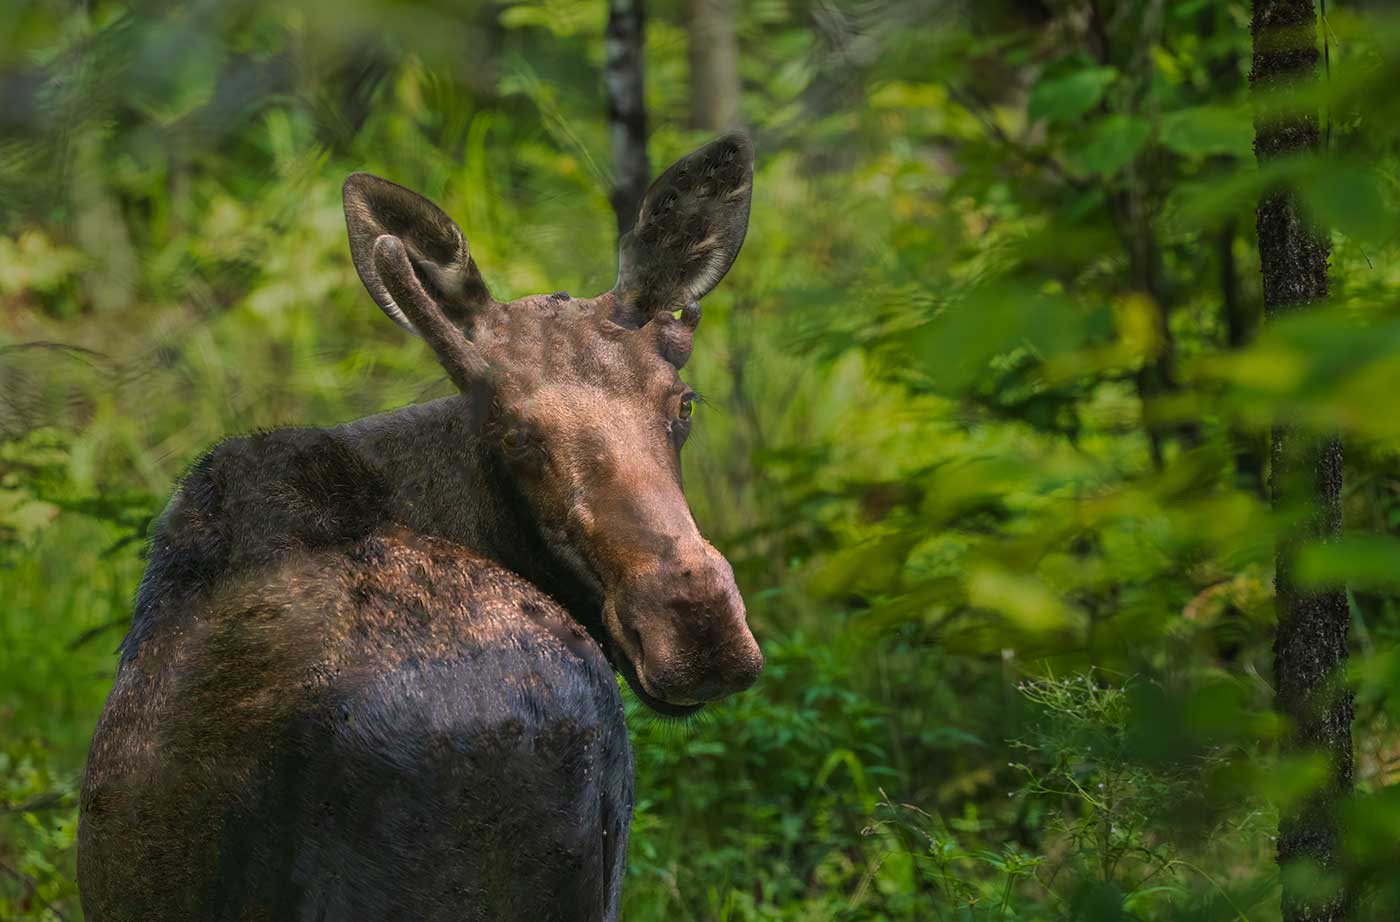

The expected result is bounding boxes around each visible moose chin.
[77,133,761,922]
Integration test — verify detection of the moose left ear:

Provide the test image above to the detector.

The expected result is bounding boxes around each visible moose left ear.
[614,132,754,320]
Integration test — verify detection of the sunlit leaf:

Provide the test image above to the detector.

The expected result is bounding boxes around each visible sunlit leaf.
[966,565,1076,633]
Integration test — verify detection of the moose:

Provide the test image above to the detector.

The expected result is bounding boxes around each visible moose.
[77,133,762,921]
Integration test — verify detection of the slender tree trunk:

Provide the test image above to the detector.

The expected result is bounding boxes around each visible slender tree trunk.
[687,0,740,131]
[605,0,649,238]
[1219,219,1268,495]
[1087,4,1193,468]
[1219,220,1251,352]
[1251,3,1352,920]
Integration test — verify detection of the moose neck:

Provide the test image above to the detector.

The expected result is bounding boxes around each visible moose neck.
[336,394,605,631]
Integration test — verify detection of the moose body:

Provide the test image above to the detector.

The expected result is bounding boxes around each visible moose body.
[79,134,761,921]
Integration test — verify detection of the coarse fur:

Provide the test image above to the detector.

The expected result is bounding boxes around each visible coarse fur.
[79,134,759,922]
[82,413,633,921]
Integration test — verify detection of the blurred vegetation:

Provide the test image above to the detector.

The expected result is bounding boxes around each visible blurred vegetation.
[3,0,1400,919]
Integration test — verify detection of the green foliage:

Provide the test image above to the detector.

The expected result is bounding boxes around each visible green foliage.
[4,0,1400,919]
[1009,673,1271,921]
[1029,67,1120,126]
[0,741,78,922]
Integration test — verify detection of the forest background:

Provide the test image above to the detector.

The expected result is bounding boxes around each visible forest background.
[4,0,1400,919]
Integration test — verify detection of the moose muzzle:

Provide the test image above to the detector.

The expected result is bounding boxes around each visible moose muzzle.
[605,537,763,708]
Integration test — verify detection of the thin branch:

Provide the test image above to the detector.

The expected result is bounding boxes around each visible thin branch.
[69,615,129,651]
[1,792,70,814]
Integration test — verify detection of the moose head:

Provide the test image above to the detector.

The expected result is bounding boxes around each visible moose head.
[341,133,762,715]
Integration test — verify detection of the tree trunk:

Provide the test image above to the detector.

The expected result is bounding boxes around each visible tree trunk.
[605,0,649,238]
[687,0,740,132]
[1251,2,1352,920]
[1219,220,1267,495]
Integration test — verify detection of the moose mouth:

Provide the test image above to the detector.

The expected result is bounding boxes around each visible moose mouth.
[541,535,704,717]
[607,636,705,718]
[532,522,736,717]
[601,599,707,718]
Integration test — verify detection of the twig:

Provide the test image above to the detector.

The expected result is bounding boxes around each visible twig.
[69,615,130,651]
[945,85,1089,192]
[0,341,107,364]
[1,791,70,814]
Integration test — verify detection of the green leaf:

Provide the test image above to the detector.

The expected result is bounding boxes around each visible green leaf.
[1301,165,1391,243]
[1159,105,1254,158]
[808,533,919,597]
[1297,535,1400,590]
[966,565,1077,633]
[1074,114,1151,176]
[1028,66,1118,124]
[910,283,1095,393]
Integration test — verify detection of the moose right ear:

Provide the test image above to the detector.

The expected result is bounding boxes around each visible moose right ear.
[613,133,754,323]
[342,173,494,334]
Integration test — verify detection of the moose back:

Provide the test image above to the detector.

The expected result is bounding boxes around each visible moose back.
[78,134,762,922]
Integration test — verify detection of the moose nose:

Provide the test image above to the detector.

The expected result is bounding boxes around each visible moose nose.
[621,546,763,705]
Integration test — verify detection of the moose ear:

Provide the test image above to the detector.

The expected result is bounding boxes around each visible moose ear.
[614,132,754,319]
[342,173,493,334]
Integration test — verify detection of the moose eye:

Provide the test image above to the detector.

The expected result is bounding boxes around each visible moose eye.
[501,426,545,471]
[670,394,697,447]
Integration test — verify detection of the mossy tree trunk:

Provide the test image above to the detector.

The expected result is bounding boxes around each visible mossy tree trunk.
[605,0,649,238]
[1251,2,1353,920]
